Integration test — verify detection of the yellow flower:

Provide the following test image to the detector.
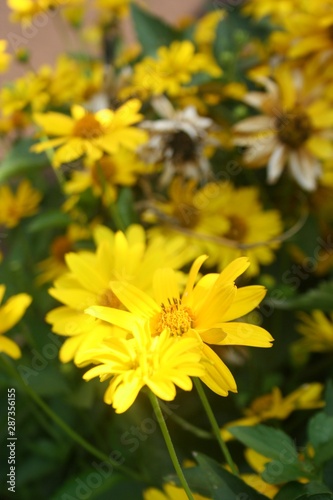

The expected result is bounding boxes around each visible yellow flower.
[233,64,333,190]
[242,0,308,23]
[64,148,150,204]
[146,179,282,277]
[0,40,11,73]
[128,41,222,98]
[32,100,147,167]
[0,285,32,359]
[86,256,273,397]
[194,10,225,54]
[144,483,209,500]
[46,225,191,363]
[79,320,204,413]
[7,0,83,24]
[221,383,324,440]
[294,310,333,354]
[95,0,131,20]
[36,224,91,285]
[0,180,42,228]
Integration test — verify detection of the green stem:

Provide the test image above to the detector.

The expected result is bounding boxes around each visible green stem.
[148,391,195,500]
[1,356,142,482]
[159,401,213,440]
[193,378,238,475]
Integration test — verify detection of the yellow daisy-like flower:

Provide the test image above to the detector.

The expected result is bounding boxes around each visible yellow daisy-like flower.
[0,285,32,359]
[242,0,308,23]
[32,99,147,168]
[0,40,11,73]
[79,319,204,413]
[0,180,42,229]
[233,64,333,190]
[46,225,191,363]
[221,383,324,440]
[146,179,282,277]
[294,310,333,354]
[144,483,209,500]
[64,148,150,204]
[86,256,273,397]
[128,41,222,98]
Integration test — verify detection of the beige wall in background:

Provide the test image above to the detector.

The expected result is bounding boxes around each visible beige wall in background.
[0,0,204,84]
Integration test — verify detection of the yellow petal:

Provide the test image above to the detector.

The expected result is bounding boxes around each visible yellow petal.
[221,286,266,322]
[182,254,208,304]
[217,322,274,347]
[153,268,180,305]
[33,112,74,136]
[200,344,237,396]
[0,335,21,359]
[85,306,139,333]
[0,293,32,334]
[109,281,159,318]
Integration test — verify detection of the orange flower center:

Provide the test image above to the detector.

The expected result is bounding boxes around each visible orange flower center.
[72,114,104,139]
[91,157,116,186]
[153,298,195,337]
[174,202,200,229]
[276,111,311,149]
[50,236,73,262]
[224,215,248,242]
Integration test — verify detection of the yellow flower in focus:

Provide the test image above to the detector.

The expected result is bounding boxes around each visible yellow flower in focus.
[32,100,147,167]
[128,41,222,98]
[233,65,333,191]
[0,40,11,73]
[295,310,333,353]
[144,483,209,500]
[79,320,204,413]
[221,383,324,440]
[36,224,91,285]
[0,180,42,228]
[86,256,273,397]
[0,285,32,359]
[46,225,191,363]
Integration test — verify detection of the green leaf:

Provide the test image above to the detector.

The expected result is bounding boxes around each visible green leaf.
[0,138,49,182]
[262,460,313,485]
[308,412,333,449]
[274,481,333,500]
[51,470,125,500]
[130,3,181,56]
[229,425,298,462]
[188,453,269,499]
[27,210,71,233]
[270,281,333,312]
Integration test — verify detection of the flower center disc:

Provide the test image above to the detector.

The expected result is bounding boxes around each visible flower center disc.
[276,111,311,149]
[51,235,73,262]
[73,114,104,139]
[153,299,195,336]
[166,130,197,163]
[224,215,248,242]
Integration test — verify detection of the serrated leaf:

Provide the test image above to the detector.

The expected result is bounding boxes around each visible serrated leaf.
[190,453,269,499]
[0,138,49,182]
[229,425,298,462]
[27,210,71,233]
[130,3,181,57]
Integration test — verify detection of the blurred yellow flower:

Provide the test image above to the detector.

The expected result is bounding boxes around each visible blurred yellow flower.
[7,0,84,23]
[144,483,209,500]
[0,180,42,228]
[221,383,324,440]
[128,41,222,98]
[32,100,147,167]
[0,285,32,359]
[233,64,333,190]
[86,256,272,397]
[294,310,333,354]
